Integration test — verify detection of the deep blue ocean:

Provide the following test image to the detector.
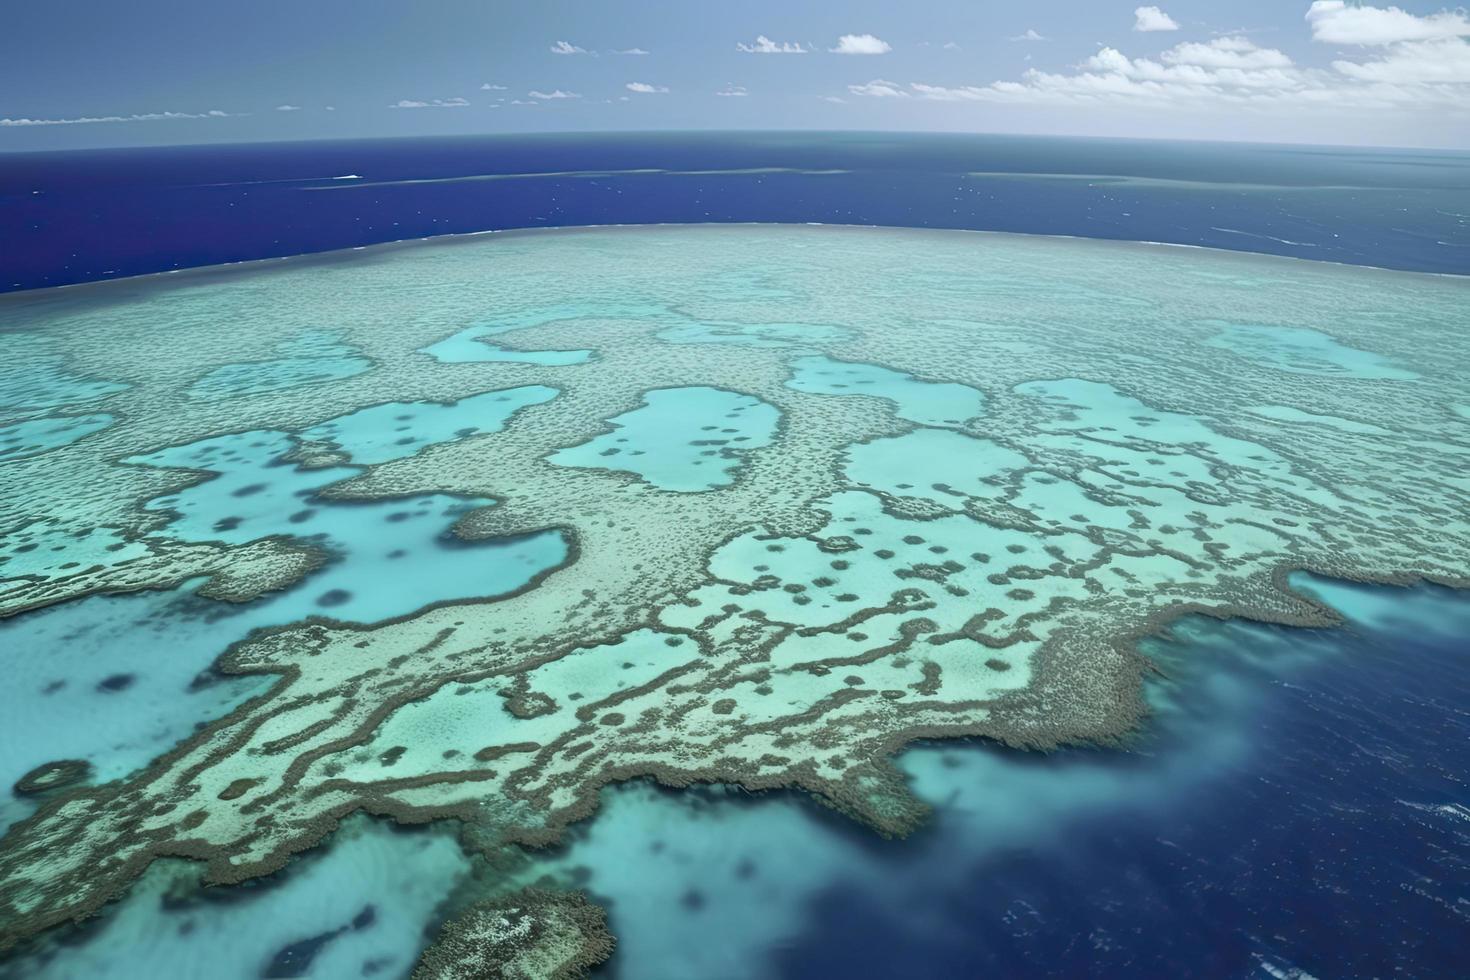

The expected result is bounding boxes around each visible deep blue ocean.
[2,131,1469,291]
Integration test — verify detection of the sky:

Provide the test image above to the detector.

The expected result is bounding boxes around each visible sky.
[3,1,1470,150]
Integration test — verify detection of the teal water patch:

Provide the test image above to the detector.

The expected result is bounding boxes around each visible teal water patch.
[0,582,273,826]
[550,386,780,492]
[656,319,854,348]
[1244,404,1391,436]
[0,817,468,980]
[0,337,128,414]
[0,519,151,584]
[420,330,591,366]
[418,302,663,364]
[787,355,985,428]
[842,428,1027,505]
[129,430,565,622]
[1015,377,1337,506]
[301,386,558,465]
[320,629,698,786]
[188,330,371,400]
[1287,572,1469,639]
[1203,322,1419,380]
[0,413,115,463]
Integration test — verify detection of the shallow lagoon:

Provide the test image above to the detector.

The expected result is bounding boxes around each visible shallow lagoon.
[0,226,1466,976]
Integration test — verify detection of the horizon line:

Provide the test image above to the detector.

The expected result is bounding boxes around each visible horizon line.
[4,127,1470,158]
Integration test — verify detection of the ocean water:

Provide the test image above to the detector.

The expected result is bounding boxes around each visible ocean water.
[3,132,1469,291]
[0,221,1467,978]
[6,576,1466,978]
[540,575,1470,980]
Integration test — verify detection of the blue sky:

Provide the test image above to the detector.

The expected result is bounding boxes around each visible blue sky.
[4,1,1470,149]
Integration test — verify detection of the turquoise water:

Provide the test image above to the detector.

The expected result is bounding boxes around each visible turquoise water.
[787,356,985,428]
[301,387,557,465]
[129,433,564,623]
[3,817,468,980]
[551,387,781,492]
[0,337,129,413]
[0,414,114,463]
[1203,322,1421,380]
[189,331,372,400]
[0,582,274,832]
[0,226,1466,977]
[416,302,651,365]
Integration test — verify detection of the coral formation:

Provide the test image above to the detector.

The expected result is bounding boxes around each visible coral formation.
[0,226,1466,968]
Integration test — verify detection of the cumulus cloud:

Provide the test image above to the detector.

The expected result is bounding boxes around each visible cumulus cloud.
[943,41,961,49]
[389,97,469,109]
[1332,36,1470,82]
[274,104,301,112]
[1162,36,1294,68]
[616,47,650,55]
[1305,4,1470,86]
[1134,6,1180,32]
[831,33,892,54]
[715,84,749,97]
[847,79,909,98]
[820,95,848,103]
[1306,1,1470,44]
[1010,29,1047,42]
[737,35,809,53]
[1,109,230,126]
[480,83,507,90]
[847,28,1470,111]
[550,40,588,55]
[528,89,581,99]
[626,82,669,93]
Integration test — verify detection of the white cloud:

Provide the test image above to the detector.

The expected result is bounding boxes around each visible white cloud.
[550,40,588,55]
[1332,36,1470,81]
[1162,36,1294,68]
[480,83,507,91]
[1306,1,1470,45]
[528,89,581,100]
[716,84,749,97]
[943,41,961,49]
[847,79,909,98]
[324,106,336,111]
[274,104,301,112]
[1134,6,1181,32]
[616,47,650,55]
[1010,29,1047,42]
[626,82,669,93]
[389,97,469,109]
[737,35,809,53]
[831,33,892,55]
[820,95,848,103]
[1,109,230,126]
[847,28,1470,112]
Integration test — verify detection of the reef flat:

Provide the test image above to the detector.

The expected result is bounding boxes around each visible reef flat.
[0,225,1467,971]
